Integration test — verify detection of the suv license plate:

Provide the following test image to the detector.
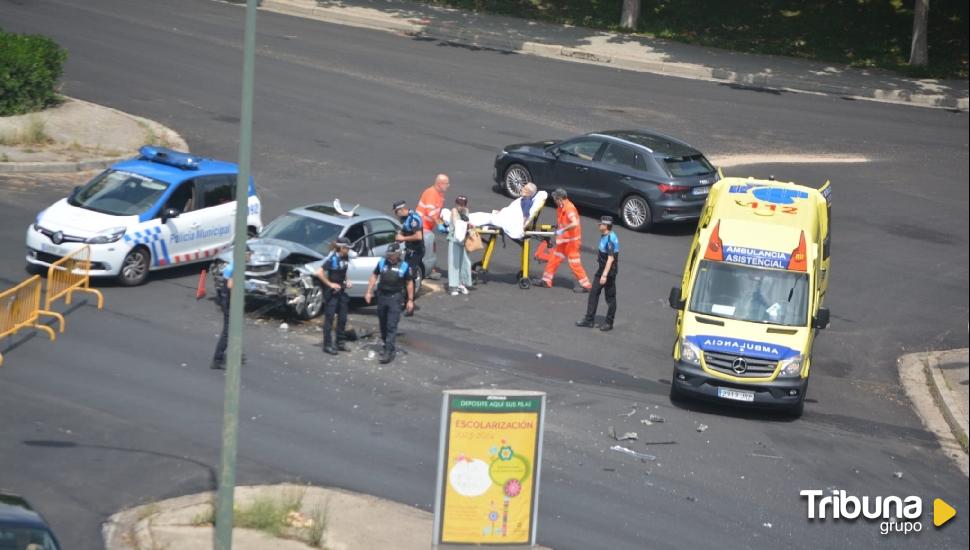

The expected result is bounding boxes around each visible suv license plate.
[692,186,710,196]
[717,387,755,402]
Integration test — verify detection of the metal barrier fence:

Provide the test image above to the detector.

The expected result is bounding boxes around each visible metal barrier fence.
[0,275,64,367]
[45,245,104,327]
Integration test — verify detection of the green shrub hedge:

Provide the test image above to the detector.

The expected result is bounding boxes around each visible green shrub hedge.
[0,30,68,116]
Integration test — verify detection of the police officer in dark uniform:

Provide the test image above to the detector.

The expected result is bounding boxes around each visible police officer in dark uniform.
[316,236,353,355]
[393,200,424,275]
[393,200,424,316]
[365,243,414,364]
[576,216,619,331]
[211,260,234,369]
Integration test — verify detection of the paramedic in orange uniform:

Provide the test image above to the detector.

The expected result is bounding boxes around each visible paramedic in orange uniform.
[535,188,592,292]
[415,173,450,280]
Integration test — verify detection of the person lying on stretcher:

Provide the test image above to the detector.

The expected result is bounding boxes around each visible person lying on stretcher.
[466,183,546,239]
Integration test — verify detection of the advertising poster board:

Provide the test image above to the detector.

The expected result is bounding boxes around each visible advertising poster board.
[432,389,546,548]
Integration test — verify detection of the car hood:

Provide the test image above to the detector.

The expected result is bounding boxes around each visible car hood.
[503,140,558,155]
[216,238,326,265]
[37,198,138,237]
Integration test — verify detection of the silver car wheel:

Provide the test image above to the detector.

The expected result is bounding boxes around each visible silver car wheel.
[303,281,324,319]
[503,164,530,197]
[622,195,650,230]
[413,265,424,296]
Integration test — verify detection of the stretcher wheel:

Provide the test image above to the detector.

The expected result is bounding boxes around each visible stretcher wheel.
[518,277,531,289]
[472,261,487,284]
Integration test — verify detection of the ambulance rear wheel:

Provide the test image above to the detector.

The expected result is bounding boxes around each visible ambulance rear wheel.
[118,247,150,286]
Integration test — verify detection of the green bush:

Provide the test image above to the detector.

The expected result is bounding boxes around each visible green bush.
[0,30,68,116]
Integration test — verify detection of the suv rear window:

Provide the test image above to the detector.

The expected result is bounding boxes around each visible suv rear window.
[662,154,715,177]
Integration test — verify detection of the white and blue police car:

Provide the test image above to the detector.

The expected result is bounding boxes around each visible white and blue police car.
[26,146,263,286]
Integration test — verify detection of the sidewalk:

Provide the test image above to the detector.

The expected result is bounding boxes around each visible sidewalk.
[103,484,434,550]
[104,483,552,550]
[898,349,969,477]
[0,96,187,173]
[259,0,968,111]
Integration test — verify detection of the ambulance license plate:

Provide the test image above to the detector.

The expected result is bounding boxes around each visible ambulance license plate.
[717,387,755,402]
[692,186,710,196]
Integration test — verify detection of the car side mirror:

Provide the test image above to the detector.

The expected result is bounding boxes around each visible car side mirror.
[70,185,81,199]
[161,207,181,222]
[550,147,561,158]
[813,307,830,329]
[668,286,685,310]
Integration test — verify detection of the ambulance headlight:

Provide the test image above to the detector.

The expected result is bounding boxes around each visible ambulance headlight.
[778,355,803,378]
[679,338,702,366]
[86,227,126,244]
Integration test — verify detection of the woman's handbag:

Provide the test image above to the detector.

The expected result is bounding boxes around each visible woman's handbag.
[464,229,484,252]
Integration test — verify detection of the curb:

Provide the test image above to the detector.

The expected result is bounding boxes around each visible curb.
[0,97,189,174]
[259,0,968,111]
[897,351,969,477]
[0,157,130,173]
[924,349,969,451]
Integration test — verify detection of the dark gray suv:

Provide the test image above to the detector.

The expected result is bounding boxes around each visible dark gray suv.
[493,130,718,231]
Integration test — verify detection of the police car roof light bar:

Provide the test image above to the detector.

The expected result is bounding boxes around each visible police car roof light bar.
[139,145,200,170]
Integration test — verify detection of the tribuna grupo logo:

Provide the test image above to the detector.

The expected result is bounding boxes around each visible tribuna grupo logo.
[801,490,957,535]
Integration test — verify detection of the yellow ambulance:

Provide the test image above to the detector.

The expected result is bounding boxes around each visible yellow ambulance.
[667,176,832,417]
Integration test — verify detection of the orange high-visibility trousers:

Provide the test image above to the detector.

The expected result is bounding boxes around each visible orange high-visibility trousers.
[541,240,591,288]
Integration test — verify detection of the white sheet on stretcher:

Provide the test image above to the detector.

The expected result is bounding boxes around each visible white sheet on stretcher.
[466,191,547,239]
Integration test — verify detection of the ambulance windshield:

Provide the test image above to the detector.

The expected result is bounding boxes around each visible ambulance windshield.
[689,260,809,326]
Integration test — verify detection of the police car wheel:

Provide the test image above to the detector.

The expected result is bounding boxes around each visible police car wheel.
[620,194,653,231]
[503,164,531,198]
[118,247,150,286]
[301,279,325,320]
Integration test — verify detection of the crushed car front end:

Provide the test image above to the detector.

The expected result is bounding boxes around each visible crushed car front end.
[213,239,325,319]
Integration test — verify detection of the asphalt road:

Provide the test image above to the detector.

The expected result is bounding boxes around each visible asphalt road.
[1,0,968,549]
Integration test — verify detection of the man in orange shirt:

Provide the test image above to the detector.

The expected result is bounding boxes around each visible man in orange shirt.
[415,173,450,280]
[535,188,592,292]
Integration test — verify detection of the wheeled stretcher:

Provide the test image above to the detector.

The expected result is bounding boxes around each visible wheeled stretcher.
[467,191,554,289]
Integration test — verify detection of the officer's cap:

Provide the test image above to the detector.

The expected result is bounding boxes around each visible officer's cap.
[392,200,407,211]
[335,236,352,247]
[385,243,402,255]
[599,216,614,227]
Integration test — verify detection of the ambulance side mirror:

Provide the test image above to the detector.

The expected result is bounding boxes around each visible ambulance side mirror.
[813,307,830,329]
[668,286,685,310]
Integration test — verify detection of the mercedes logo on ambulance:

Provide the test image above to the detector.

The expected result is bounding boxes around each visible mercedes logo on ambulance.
[732,357,748,374]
